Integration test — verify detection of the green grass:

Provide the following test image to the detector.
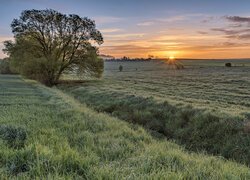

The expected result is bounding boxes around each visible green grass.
[59,60,250,166]
[78,60,249,117]
[59,83,250,166]
[1,74,250,179]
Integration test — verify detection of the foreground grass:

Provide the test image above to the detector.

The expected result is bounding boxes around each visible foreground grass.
[0,75,250,179]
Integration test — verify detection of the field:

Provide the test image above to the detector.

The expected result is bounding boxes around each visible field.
[1,75,250,178]
[102,60,250,117]
[62,60,250,117]
[59,60,250,166]
[1,60,250,178]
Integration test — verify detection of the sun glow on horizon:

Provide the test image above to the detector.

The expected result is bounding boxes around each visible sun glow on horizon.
[169,56,175,60]
[165,51,179,60]
[167,55,176,65]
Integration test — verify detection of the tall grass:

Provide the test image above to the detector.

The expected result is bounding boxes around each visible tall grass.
[0,74,250,179]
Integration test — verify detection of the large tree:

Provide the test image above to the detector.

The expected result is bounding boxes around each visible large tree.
[4,9,104,86]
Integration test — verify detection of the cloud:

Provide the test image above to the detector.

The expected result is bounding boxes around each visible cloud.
[100,29,250,58]
[157,15,186,23]
[100,44,168,58]
[197,31,208,35]
[211,27,250,39]
[225,16,250,23]
[237,34,250,39]
[160,13,206,23]
[201,16,214,23]
[136,13,206,27]
[226,34,250,40]
[137,21,154,26]
[211,28,250,35]
[100,41,250,58]
[136,16,188,27]
[154,34,224,42]
[221,42,237,46]
[207,15,250,40]
[100,28,123,33]
[228,23,243,28]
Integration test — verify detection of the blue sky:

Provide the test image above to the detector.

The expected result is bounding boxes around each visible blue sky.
[1,0,250,58]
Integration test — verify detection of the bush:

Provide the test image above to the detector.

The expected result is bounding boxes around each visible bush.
[225,63,232,67]
[119,65,123,72]
[0,59,13,74]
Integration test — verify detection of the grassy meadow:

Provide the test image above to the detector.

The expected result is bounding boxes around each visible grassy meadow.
[0,74,250,178]
[103,60,250,117]
[62,60,250,117]
[59,60,250,166]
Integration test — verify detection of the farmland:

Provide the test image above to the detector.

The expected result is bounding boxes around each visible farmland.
[59,60,250,165]
[101,60,250,117]
[62,60,250,117]
[1,75,250,178]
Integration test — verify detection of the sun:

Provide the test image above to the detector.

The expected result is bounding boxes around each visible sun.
[167,55,176,65]
[169,56,175,60]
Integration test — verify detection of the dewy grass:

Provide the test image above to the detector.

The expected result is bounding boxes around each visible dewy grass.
[1,75,250,179]
[59,60,250,166]
[59,85,250,166]
[0,125,27,149]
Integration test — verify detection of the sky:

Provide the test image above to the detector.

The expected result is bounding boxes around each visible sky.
[1,0,250,59]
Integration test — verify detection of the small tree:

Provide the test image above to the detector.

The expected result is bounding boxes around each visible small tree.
[3,9,104,86]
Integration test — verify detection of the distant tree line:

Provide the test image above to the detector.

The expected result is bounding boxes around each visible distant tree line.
[106,56,156,62]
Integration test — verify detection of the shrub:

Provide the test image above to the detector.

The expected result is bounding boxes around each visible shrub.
[225,63,232,67]
[0,59,13,74]
[119,65,123,72]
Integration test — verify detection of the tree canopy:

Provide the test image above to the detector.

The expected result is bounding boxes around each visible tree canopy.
[4,9,104,86]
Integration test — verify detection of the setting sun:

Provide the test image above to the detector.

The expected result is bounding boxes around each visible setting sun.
[169,56,175,60]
